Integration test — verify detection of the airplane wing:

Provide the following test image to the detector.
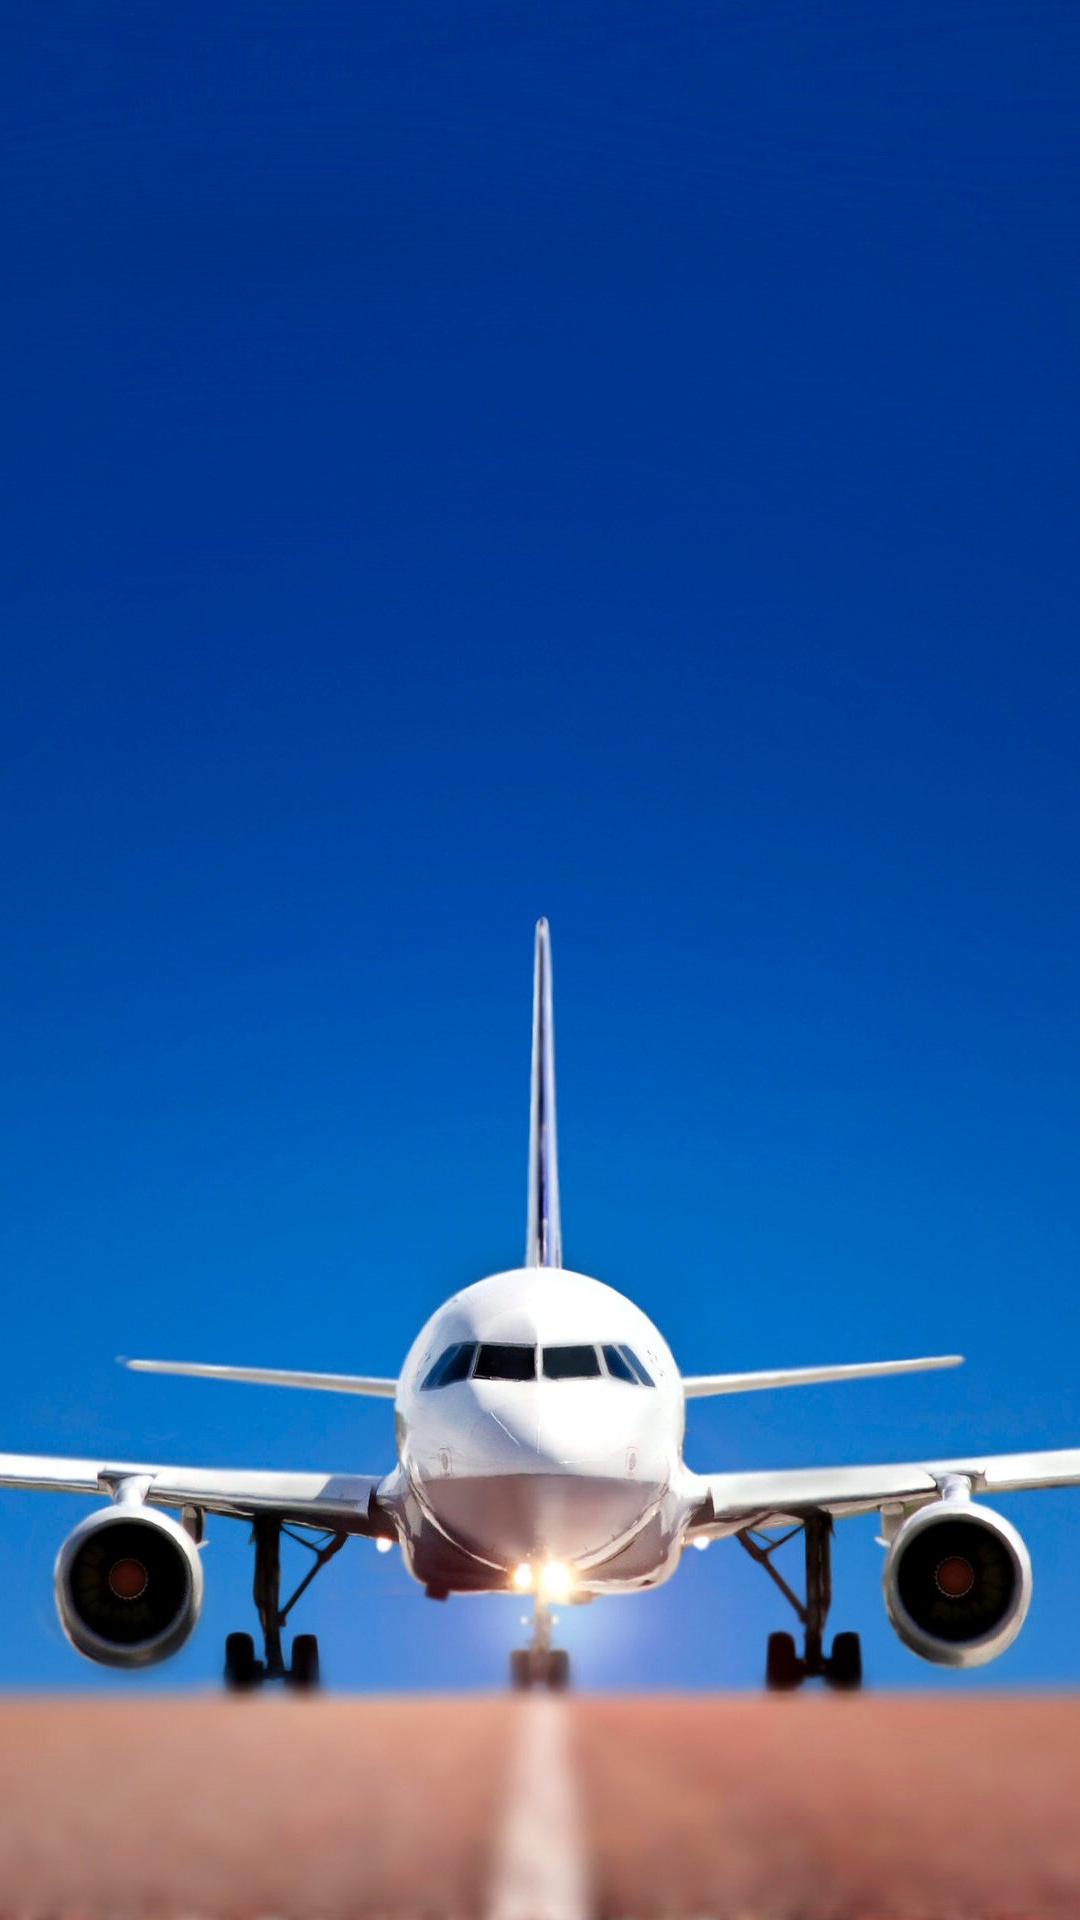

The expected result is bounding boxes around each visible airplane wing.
[689,1447,1080,1535]
[681,1354,963,1397]
[0,1452,392,1535]
[122,1359,398,1397]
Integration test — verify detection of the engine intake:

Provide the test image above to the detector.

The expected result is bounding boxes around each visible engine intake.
[55,1504,204,1668]
[884,1497,1032,1668]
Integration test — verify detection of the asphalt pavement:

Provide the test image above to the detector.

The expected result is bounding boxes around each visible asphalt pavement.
[0,1693,1076,1917]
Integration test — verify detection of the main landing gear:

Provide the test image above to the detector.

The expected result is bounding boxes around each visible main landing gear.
[224,1515,348,1692]
[510,1594,571,1692]
[738,1512,863,1692]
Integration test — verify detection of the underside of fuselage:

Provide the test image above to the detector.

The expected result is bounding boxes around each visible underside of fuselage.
[394,1467,684,1595]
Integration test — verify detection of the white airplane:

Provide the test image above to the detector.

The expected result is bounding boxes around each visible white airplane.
[3,921,1078,1693]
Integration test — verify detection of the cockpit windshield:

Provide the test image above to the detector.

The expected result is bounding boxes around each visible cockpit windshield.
[602,1343,654,1385]
[420,1341,477,1389]
[473,1343,537,1381]
[420,1338,654,1388]
[542,1344,602,1379]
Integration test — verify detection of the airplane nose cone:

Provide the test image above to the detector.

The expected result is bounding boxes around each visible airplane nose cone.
[464,1382,654,1482]
[538,1390,646,1475]
[468,1386,540,1460]
[424,1468,652,1566]
[417,1379,662,1571]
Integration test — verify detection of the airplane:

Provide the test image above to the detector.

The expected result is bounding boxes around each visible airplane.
[3,919,1079,1693]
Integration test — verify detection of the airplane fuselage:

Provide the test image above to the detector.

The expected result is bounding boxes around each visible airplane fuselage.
[385,1267,693,1597]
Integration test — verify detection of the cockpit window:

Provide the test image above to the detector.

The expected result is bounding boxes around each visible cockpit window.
[473,1343,536,1382]
[602,1343,655,1386]
[542,1344,602,1379]
[421,1342,477,1389]
[602,1343,637,1383]
[421,1339,654,1389]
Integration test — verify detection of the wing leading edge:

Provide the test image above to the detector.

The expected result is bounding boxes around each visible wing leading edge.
[122,1359,397,1396]
[0,1452,391,1534]
[682,1353,963,1397]
[690,1447,1080,1536]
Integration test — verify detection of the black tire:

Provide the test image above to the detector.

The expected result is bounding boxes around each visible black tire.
[224,1631,260,1692]
[290,1633,321,1691]
[827,1630,863,1692]
[510,1650,532,1691]
[765,1630,803,1692]
[547,1649,571,1692]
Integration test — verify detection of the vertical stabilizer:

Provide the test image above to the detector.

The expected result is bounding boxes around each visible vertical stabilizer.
[526,918,563,1268]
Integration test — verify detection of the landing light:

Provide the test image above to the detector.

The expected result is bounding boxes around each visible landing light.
[512,1563,534,1591]
[540,1560,572,1601]
[375,1537,394,1555]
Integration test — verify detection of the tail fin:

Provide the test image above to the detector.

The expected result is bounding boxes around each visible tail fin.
[526,918,563,1268]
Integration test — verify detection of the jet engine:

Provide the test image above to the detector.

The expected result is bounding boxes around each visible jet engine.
[883,1496,1032,1668]
[55,1504,204,1668]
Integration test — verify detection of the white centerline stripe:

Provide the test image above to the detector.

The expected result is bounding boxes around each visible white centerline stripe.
[487,1697,590,1920]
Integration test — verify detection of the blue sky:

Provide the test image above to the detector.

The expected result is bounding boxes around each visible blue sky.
[1,1,1079,1689]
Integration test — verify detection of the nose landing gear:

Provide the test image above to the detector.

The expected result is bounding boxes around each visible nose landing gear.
[510,1594,571,1691]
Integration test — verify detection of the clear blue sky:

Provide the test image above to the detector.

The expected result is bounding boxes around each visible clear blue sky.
[2,2,1078,1690]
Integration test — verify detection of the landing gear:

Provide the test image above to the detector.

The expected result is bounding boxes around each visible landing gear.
[224,1630,259,1691]
[739,1512,863,1692]
[510,1595,571,1692]
[224,1516,347,1692]
[288,1632,321,1692]
[828,1629,863,1692]
[510,1646,570,1691]
[765,1630,801,1691]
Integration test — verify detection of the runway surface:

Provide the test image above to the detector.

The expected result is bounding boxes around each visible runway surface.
[0,1693,1077,1918]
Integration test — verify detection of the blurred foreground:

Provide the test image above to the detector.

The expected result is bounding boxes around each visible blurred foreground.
[0,1693,1077,1917]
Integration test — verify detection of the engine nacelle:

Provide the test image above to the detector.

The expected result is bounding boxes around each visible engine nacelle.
[884,1496,1032,1668]
[55,1504,204,1668]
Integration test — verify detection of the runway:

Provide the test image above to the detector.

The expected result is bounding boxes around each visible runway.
[0,1694,1077,1918]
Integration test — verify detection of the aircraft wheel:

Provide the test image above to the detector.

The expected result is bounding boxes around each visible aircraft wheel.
[224,1631,260,1692]
[826,1631,863,1691]
[765,1630,803,1692]
[510,1650,533,1691]
[546,1649,571,1692]
[289,1633,321,1691]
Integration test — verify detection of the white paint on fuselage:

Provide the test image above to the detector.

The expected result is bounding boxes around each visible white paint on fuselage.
[388,1268,690,1592]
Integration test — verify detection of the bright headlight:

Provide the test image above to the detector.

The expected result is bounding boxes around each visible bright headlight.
[540,1560,572,1601]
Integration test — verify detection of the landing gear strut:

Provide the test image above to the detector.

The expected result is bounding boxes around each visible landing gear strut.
[738,1511,863,1692]
[510,1593,570,1692]
[224,1516,347,1692]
